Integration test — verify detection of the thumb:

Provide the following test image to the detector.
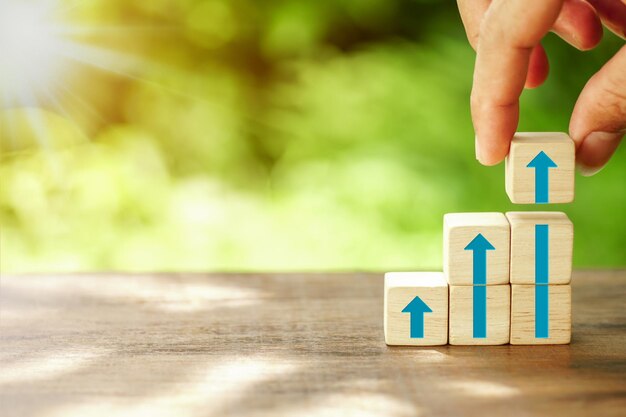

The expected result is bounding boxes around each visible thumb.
[570,45,626,176]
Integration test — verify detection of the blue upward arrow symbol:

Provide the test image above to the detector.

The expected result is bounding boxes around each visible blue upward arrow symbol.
[527,151,558,204]
[464,233,495,286]
[465,233,494,338]
[535,224,550,338]
[402,296,432,338]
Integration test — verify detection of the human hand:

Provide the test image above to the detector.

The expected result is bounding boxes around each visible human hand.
[457,0,626,175]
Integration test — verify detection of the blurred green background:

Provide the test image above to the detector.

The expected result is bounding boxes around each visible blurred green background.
[1,0,625,273]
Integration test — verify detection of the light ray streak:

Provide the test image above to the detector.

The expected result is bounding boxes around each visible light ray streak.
[56,82,108,126]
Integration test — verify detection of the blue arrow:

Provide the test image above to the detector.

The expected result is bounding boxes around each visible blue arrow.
[465,233,494,338]
[535,224,549,285]
[473,286,487,338]
[402,296,432,338]
[535,224,550,338]
[535,285,549,338]
[464,233,495,286]
[527,151,558,204]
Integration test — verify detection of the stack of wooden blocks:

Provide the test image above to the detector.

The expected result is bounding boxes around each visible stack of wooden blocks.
[384,132,575,346]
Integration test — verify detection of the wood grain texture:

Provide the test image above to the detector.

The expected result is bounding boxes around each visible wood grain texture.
[507,212,573,285]
[449,285,510,345]
[1,271,625,417]
[511,284,572,345]
[444,213,510,286]
[505,132,575,204]
[384,272,448,346]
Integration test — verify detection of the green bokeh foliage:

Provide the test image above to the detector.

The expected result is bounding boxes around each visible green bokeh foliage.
[1,0,624,272]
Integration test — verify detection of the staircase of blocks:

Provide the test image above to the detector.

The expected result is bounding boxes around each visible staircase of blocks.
[384,132,575,346]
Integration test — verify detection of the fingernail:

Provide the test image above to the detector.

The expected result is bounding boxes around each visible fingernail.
[576,131,624,177]
[577,163,605,177]
[475,135,482,162]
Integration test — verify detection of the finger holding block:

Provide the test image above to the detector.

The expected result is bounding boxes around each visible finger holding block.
[384,272,448,346]
[449,285,510,345]
[511,284,571,345]
[505,132,575,204]
[444,213,510,286]
[507,212,573,285]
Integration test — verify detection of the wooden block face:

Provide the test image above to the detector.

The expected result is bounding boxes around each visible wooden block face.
[384,272,448,346]
[507,212,573,284]
[444,213,510,286]
[449,285,510,345]
[505,132,575,204]
[511,284,571,345]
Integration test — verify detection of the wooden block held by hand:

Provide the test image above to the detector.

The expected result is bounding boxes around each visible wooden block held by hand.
[507,212,573,285]
[444,213,510,286]
[511,284,571,345]
[505,132,575,204]
[449,284,510,345]
[384,272,448,346]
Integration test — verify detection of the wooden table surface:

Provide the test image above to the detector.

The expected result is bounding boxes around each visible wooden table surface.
[1,271,625,417]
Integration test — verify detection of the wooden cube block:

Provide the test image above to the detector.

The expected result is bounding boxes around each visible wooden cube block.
[505,132,575,204]
[444,213,510,286]
[384,272,448,346]
[449,284,510,345]
[507,212,573,285]
[511,284,571,345]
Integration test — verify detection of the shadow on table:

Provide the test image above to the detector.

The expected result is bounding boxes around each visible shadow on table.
[1,272,625,417]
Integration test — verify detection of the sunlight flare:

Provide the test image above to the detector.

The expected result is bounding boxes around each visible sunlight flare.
[0,0,169,155]
[0,0,70,107]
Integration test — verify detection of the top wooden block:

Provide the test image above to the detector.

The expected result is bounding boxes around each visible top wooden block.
[505,132,575,204]
[444,213,510,286]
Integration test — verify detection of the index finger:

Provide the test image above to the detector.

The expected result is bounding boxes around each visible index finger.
[457,0,490,49]
[471,0,564,165]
